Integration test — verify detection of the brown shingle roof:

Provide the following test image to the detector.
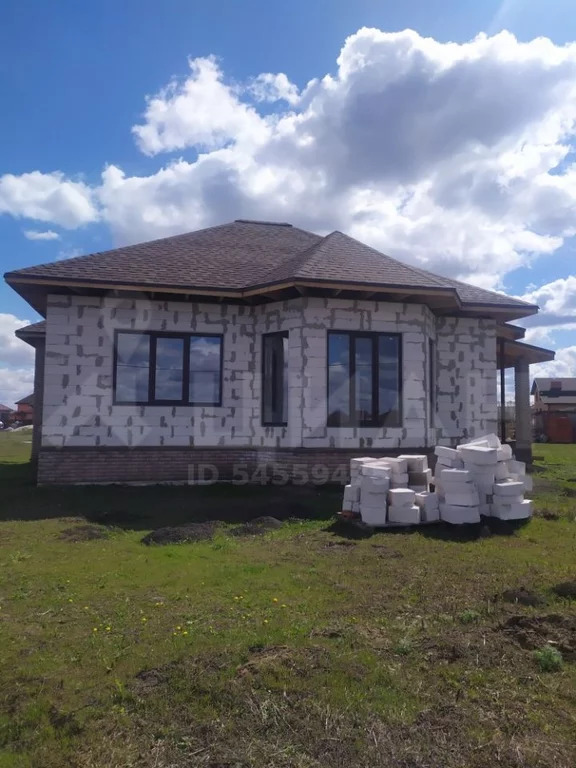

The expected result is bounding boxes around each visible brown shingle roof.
[5,220,537,314]
[15,393,34,406]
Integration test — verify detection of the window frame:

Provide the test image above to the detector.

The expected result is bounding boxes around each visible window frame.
[261,331,289,427]
[326,330,403,428]
[112,329,224,407]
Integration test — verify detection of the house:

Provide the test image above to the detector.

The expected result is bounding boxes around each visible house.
[5,219,555,485]
[0,404,12,426]
[532,378,576,443]
[14,393,35,425]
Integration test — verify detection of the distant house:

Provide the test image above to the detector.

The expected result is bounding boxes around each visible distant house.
[0,404,12,426]
[532,378,576,443]
[5,219,555,484]
[14,393,35,425]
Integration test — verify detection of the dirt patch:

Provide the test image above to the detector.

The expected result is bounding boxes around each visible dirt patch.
[553,580,576,599]
[325,519,374,539]
[500,587,546,607]
[370,544,404,558]
[324,540,357,549]
[141,521,218,545]
[228,516,283,537]
[236,644,328,678]
[498,614,576,660]
[541,509,560,521]
[59,524,109,542]
[133,663,179,695]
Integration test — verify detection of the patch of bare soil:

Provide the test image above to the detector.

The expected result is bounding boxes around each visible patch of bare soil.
[498,614,576,660]
[236,644,328,678]
[499,587,546,607]
[141,521,218,545]
[324,540,357,549]
[370,544,404,558]
[553,580,576,599]
[133,662,179,695]
[228,516,283,537]
[59,524,109,542]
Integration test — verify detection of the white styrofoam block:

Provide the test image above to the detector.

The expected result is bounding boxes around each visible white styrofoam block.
[497,444,513,461]
[342,498,353,512]
[390,474,409,487]
[518,474,533,492]
[493,480,525,497]
[457,445,498,465]
[380,457,408,475]
[490,499,532,520]
[388,504,420,524]
[479,504,491,517]
[436,456,465,469]
[439,468,472,484]
[360,506,388,526]
[398,454,428,472]
[444,489,481,507]
[350,457,377,472]
[409,484,429,493]
[495,462,510,481]
[492,495,524,510]
[343,484,360,502]
[415,491,440,522]
[508,460,526,477]
[388,488,416,507]
[440,504,481,524]
[351,502,360,513]
[435,446,459,460]
[361,464,392,481]
[360,476,390,498]
[465,433,501,449]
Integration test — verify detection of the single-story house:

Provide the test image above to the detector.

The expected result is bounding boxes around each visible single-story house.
[5,219,554,485]
[0,404,12,426]
[13,393,35,425]
[532,377,576,443]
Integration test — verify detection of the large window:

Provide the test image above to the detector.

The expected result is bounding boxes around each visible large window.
[262,332,288,426]
[114,331,223,405]
[327,332,401,427]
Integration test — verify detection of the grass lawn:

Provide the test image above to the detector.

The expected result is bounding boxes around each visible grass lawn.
[0,432,575,767]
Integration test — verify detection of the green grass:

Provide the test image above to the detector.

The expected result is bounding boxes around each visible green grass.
[0,432,575,767]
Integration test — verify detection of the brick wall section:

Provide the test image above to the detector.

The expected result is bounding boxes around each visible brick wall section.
[37,446,435,485]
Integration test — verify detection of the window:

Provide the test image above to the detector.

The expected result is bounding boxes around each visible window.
[327,332,401,427]
[429,339,436,426]
[262,332,288,425]
[114,331,222,405]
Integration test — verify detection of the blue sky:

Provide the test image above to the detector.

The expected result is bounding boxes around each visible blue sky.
[1,0,576,404]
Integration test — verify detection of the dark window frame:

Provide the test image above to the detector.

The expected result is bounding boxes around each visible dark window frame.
[326,330,403,428]
[112,329,223,406]
[262,331,289,427]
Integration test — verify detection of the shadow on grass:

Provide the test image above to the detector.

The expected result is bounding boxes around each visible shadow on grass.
[325,515,530,542]
[0,459,342,530]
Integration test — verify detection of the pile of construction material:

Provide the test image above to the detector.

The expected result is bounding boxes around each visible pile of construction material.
[341,434,533,527]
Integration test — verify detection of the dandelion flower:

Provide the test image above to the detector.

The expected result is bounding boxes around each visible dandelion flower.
[183,631,188,636]
[92,627,98,632]
[105,626,111,631]
[281,604,287,608]
[272,598,278,603]
[68,598,73,603]
[141,617,148,622]
[263,619,269,624]
[176,625,181,630]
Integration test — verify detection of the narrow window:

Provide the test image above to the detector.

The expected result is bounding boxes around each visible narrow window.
[189,336,222,405]
[327,332,402,427]
[428,339,436,426]
[154,336,185,401]
[262,332,288,426]
[115,333,150,403]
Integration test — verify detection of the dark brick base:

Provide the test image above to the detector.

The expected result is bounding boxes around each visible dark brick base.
[37,446,434,486]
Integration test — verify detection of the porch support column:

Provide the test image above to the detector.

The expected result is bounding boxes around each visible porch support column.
[31,337,45,467]
[514,356,532,464]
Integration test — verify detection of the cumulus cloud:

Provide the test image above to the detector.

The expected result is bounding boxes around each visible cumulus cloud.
[0,314,36,367]
[521,276,576,332]
[132,56,269,156]
[0,366,35,410]
[23,229,60,241]
[531,345,576,378]
[4,29,576,289]
[0,171,98,229]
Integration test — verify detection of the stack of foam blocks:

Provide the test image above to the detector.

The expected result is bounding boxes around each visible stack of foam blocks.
[343,454,439,527]
[341,434,533,527]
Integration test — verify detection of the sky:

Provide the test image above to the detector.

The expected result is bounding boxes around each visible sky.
[2,0,576,406]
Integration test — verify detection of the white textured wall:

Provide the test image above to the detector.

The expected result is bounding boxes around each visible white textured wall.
[41,294,496,450]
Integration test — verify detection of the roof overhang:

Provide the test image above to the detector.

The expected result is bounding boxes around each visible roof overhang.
[5,273,538,322]
[497,338,555,369]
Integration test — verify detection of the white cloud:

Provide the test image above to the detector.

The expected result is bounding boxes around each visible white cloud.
[531,345,576,378]
[0,314,36,367]
[0,366,34,410]
[23,229,61,241]
[132,56,269,156]
[4,29,576,290]
[521,276,576,332]
[0,171,98,228]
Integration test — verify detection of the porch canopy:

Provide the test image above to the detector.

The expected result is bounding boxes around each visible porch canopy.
[497,325,555,462]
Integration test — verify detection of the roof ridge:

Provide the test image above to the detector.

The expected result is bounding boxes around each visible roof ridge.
[255,231,328,286]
